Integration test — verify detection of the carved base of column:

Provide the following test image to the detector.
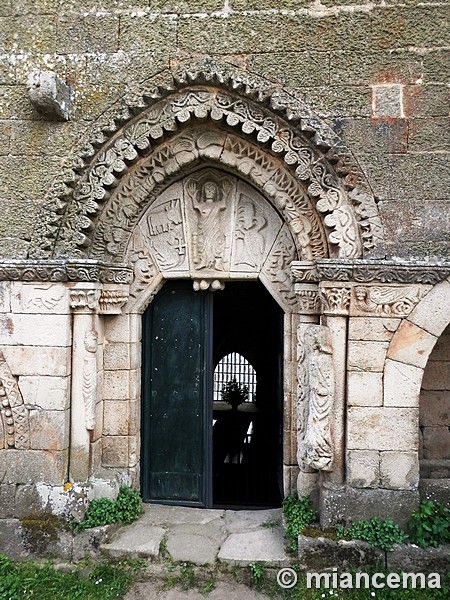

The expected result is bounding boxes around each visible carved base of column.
[319,486,419,528]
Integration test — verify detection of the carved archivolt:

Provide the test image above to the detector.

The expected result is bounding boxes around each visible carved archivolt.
[30,63,384,262]
[0,351,30,449]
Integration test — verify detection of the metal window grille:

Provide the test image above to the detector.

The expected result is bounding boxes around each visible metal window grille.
[213,352,256,402]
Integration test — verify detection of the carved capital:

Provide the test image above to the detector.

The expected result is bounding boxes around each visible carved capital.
[295,284,321,314]
[319,285,351,316]
[70,289,101,312]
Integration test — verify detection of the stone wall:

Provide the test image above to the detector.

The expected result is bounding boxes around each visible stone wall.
[0,0,449,260]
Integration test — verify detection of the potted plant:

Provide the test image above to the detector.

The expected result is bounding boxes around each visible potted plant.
[220,378,249,411]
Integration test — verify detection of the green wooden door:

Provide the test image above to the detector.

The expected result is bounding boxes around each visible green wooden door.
[141,282,212,506]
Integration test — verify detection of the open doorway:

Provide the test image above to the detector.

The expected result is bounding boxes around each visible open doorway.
[141,280,283,509]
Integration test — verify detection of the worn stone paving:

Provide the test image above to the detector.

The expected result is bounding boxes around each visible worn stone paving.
[101,504,288,567]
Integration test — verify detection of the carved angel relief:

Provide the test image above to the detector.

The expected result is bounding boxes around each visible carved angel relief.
[0,351,30,449]
[297,325,334,472]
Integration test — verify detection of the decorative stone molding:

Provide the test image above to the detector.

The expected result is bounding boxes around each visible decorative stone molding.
[352,285,429,318]
[0,261,132,283]
[30,60,384,262]
[297,325,334,472]
[292,259,450,285]
[0,351,30,450]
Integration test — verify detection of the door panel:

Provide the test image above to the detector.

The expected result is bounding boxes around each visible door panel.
[142,282,211,505]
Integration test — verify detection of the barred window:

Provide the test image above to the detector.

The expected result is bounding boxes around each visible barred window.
[213,352,256,402]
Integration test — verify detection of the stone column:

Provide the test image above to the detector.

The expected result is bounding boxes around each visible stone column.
[319,282,351,486]
[69,285,101,482]
[294,280,322,501]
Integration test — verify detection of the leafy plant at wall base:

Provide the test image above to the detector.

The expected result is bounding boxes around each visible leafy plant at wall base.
[73,485,142,532]
[337,517,408,551]
[407,499,450,548]
[283,494,318,553]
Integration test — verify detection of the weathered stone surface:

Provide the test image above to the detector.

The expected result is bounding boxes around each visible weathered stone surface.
[380,451,419,489]
[1,346,71,377]
[408,279,450,337]
[348,317,400,342]
[118,15,177,54]
[347,407,418,451]
[384,359,422,407]
[167,523,226,565]
[224,509,282,533]
[347,371,383,407]
[297,534,383,571]
[103,400,129,436]
[419,479,450,507]
[103,370,130,400]
[0,483,16,518]
[420,391,450,426]
[56,14,119,53]
[348,341,389,372]
[102,436,129,468]
[0,449,67,484]
[0,519,28,559]
[347,450,380,488]
[29,409,69,451]
[422,427,450,460]
[331,50,422,86]
[101,524,165,559]
[249,52,329,88]
[387,543,450,577]
[387,321,438,369]
[218,528,288,566]
[19,375,70,411]
[320,487,419,528]
[27,71,71,120]
[421,362,450,391]
[372,84,403,119]
[73,524,120,561]
[0,313,71,346]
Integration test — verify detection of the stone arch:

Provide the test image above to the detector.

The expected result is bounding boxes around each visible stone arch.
[29,60,384,262]
[384,278,450,504]
[385,278,450,410]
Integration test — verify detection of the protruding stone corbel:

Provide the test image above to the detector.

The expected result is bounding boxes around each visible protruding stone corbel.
[27,71,71,121]
[193,279,225,292]
[98,288,129,314]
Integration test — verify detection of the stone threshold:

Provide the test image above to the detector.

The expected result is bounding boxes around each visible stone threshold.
[100,504,288,567]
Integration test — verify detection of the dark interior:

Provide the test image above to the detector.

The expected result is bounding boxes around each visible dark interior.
[212,281,283,508]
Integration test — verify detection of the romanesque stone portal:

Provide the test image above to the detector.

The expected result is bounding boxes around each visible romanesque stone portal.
[0,60,448,529]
